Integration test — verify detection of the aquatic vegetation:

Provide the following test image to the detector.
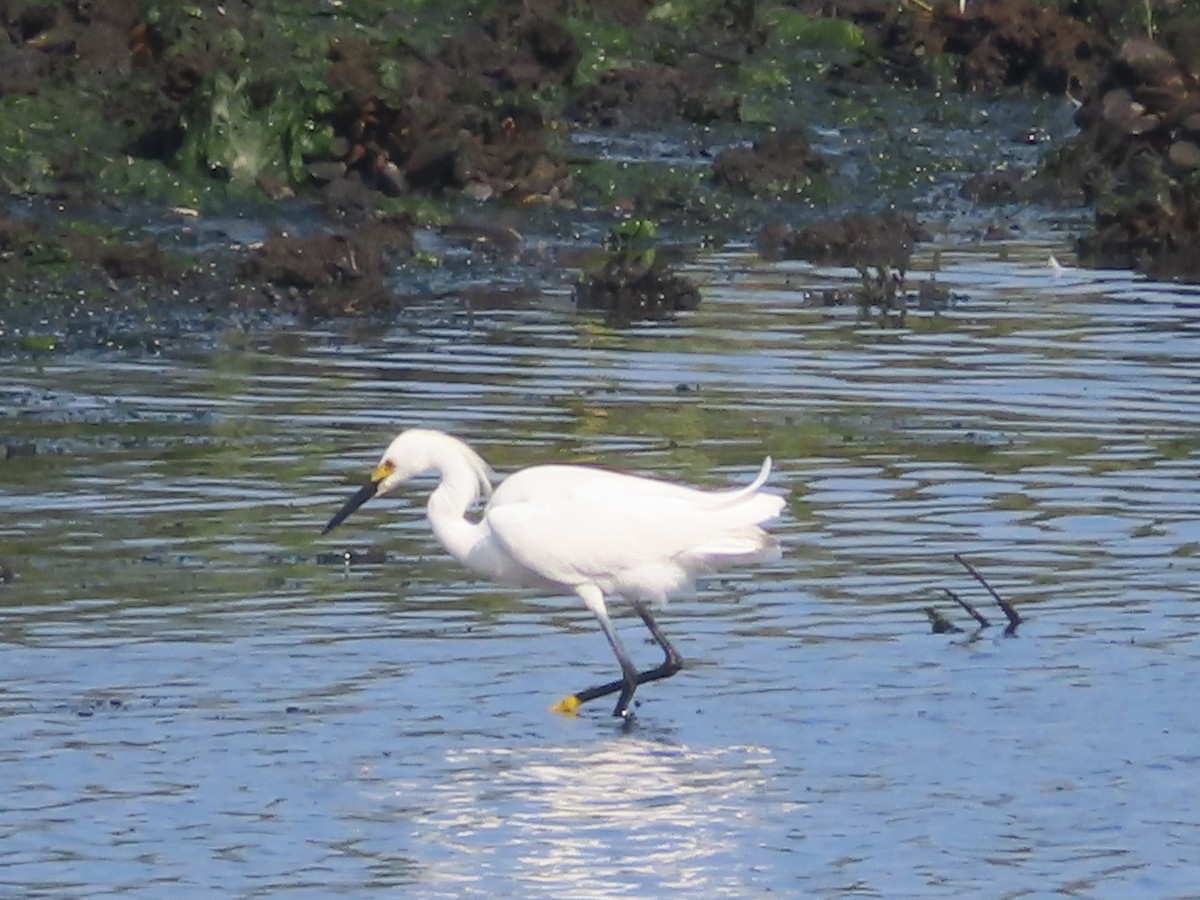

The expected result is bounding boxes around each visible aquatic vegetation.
[176,70,337,187]
[761,7,866,52]
[573,218,701,326]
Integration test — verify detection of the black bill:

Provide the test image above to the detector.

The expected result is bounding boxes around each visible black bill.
[322,480,378,534]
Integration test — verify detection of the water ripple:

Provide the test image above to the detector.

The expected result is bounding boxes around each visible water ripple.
[3,244,1200,896]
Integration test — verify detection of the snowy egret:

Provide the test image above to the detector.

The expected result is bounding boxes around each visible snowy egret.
[323,428,785,718]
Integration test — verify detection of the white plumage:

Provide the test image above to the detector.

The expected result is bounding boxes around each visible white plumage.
[323,428,785,718]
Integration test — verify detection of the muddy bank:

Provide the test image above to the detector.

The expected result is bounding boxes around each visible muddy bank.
[822,0,1105,95]
[0,205,421,350]
[2,0,1198,348]
[1044,33,1200,279]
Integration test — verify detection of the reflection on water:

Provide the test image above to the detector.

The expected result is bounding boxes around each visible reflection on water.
[390,740,780,896]
[3,240,1200,896]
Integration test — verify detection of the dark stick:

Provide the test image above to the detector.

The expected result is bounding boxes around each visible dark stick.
[954,553,1021,630]
[925,606,963,634]
[943,588,989,628]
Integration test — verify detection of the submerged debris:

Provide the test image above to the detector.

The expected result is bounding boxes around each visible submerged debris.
[711,128,828,198]
[955,553,1021,633]
[573,219,701,327]
[942,588,989,628]
[238,215,414,320]
[854,266,908,325]
[760,211,928,270]
[790,266,958,325]
[314,547,389,567]
[925,606,964,634]
[927,554,1022,637]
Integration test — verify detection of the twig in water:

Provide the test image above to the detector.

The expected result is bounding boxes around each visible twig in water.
[943,588,989,628]
[954,553,1022,633]
[924,606,963,634]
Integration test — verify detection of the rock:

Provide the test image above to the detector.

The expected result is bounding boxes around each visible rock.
[711,129,827,197]
[1117,37,1181,88]
[1168,140,1200,171]
[306,161,347,184]
[773,211,927,270]
[1101,88,1158,135]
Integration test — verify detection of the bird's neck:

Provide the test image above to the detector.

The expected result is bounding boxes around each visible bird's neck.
[426,457,488,567]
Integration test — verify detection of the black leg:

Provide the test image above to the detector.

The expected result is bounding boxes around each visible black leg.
[553,600,684,717]
[633,600,683,674]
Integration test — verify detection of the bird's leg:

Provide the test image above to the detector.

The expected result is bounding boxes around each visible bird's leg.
[554,585,640,718]
[593,611,641,718]
[552,590,684,718]
[632,599,684,677]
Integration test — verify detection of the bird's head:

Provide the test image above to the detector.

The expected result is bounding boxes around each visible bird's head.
[321,436,414,535]
[322,429,490,534]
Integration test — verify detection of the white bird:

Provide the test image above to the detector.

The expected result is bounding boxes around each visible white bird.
[323,428,785,719]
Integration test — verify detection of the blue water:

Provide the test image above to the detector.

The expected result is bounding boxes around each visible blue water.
[3,241,1200,896]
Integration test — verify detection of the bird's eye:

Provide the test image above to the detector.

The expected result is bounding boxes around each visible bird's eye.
[371,458,397,483]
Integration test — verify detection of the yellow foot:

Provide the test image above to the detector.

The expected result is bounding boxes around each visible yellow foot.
[550,694,581,715]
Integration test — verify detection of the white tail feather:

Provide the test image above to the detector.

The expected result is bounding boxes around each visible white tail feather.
[712,457,773,508]
[707,457,785,529]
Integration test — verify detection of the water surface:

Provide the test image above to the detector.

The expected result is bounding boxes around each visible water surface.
[3,241,1200,896]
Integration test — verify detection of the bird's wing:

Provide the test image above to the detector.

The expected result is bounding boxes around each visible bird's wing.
[484,464,782,593]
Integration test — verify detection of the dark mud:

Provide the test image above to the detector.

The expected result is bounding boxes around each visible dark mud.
[1045,34,1200,278]
[824,0,1105,94]
[2,0,1199,349]
[239,214,416,319]
[757,210,927,269]
[712,129,828,198]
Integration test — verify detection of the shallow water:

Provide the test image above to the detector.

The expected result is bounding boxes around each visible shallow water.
[3,240,1200,897]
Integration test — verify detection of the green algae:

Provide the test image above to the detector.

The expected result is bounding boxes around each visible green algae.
[176,70,337,187]
[761,7,866,51]
[562,16,638,87]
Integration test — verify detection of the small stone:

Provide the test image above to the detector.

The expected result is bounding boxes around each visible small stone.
[306,161,347,183]
[1168,140,1200,171]
[374,160,406,197]
[462,181,495,202]
[5,442,36,460]
[1118,37,1179,87]
[1102,88,1158,135]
